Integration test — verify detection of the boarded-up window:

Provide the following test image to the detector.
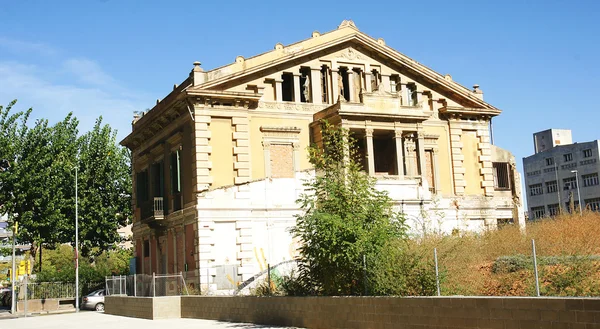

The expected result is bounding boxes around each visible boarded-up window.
[425,150,435,192]
[270,144,294,178]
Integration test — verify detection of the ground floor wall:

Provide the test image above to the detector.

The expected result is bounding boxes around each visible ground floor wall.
[132,171,524,292]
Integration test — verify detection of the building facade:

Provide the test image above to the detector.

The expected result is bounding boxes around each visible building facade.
[523,129,600,219]
[121,21,524,291]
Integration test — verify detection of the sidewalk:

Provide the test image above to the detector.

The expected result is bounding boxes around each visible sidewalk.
[0,311,303,329]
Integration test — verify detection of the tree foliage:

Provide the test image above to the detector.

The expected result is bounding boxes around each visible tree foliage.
[291,121,408,296]
[0,100,132,269]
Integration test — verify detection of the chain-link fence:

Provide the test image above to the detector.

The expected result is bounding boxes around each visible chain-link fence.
[14,280,103,300]
[105,272,189,297]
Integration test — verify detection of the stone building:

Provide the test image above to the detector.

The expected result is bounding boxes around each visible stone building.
[120,21,524,291]
[523,129,600,219]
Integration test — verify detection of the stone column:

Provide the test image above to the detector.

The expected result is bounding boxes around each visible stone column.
[274,79,283,102]
[381,75,391,93]
[402,84,410,106]
[395,129,404,177]
[347,70,355,102]
[366,128,375,175]
[331,69,339,102]
[417,131,426,177]
[404,136,417,176]
[310,68,322,104]
[293,74,301,103]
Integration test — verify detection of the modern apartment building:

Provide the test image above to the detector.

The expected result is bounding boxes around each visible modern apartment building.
[523,129,600,219]
[121,21,524,290]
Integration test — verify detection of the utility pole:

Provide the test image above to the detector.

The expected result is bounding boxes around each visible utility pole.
[75,166,79,312]
[1,159,16,315]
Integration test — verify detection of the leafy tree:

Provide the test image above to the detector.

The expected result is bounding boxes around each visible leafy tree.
[0,100,132,270]
[76,117,131,256]
[291,121,408,296]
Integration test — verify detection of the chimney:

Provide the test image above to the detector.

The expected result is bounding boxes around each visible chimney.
[191,61,206,86]
[472,84,484,100]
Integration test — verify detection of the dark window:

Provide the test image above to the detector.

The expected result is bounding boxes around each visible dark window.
[321,66,329,103]
[143,240,150,257]
[583,149,593,158]
[281,73,293,102]
[545,158,554,166]
[492,162,511,190]
[170,150,181,194]
[136,170,149,205]
[564,153,573,162]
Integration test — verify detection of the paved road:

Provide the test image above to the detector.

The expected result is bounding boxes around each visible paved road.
[0,311,303,329]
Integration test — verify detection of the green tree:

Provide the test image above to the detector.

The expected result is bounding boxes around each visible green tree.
[76,117,132,256]
[0,100,132,270]
[291,121,408,296]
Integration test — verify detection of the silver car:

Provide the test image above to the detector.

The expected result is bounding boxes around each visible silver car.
[81,289,105,311]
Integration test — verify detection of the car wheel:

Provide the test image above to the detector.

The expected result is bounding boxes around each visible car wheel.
[95,303,104,312]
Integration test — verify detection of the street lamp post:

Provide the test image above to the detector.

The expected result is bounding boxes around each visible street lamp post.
[75,166,79,312]
[571,170,582,215]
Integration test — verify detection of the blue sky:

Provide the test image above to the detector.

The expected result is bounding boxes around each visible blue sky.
[1,0,599,180]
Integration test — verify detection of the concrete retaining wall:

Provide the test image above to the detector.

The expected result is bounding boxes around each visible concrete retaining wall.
[180,296,600,329]
[16,298,60,313]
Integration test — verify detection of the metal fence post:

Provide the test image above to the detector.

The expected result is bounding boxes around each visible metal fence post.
[267,264,271,295]
[105,277,108,295]
[532,239,540,297]
[134,274,137,297]
[24,276,28,317]
[363,254,368,296]
[152,272,156,297]
[434,248,441,296]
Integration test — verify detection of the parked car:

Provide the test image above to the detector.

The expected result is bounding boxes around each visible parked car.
[1,288,11,307]
[81,289,105,311]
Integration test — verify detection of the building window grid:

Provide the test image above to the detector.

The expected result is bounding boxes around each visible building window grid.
[547,203,560,217]
[585,198,600,211]
[531,206,545,219]
[564,153,573,162]
[563,177,577,190]
[582,173,599,187]
[546,180,557,194]
[529,183,543,196]
[583,149,593,158]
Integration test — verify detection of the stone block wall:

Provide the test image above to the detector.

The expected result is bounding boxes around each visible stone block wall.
[180,296,600,329]
[105,296,181,320]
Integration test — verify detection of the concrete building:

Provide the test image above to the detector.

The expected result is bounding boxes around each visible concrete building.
[523,129,600,219]
[121,21,524,291]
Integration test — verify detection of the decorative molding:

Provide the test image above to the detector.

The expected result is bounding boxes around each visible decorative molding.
[337,47,364,61]
[257,101,327,113]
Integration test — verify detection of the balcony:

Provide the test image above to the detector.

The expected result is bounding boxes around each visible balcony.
[141,197,165,227]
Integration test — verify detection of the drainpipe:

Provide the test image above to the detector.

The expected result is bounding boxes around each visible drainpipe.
[490,118,494,145]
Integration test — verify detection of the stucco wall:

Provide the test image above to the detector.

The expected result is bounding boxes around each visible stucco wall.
[180,296,600,329]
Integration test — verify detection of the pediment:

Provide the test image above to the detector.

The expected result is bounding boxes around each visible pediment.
[188,28,499,113]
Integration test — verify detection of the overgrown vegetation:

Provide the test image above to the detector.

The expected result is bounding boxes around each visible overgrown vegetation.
[411,212,600,296]
[290,121,436,296]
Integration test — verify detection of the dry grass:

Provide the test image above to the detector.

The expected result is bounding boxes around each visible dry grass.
[408,211,600,296]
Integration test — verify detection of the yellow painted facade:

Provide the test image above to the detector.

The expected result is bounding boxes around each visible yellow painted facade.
[121,20,525,285]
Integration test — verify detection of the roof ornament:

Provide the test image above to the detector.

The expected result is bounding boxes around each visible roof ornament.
[338,20,357,29]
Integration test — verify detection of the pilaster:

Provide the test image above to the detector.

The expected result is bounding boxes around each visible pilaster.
[417,129,426,178]
[194,111,213,192]
[394,129,404,177]
[366,128,375,175]
[232,116,251,184]
[449,120,465,195]
[347,70,356,102]
[381,75,390,93]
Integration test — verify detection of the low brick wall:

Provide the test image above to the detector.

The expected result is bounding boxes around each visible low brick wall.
[105,296,180,320]
[180,296,600,329]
